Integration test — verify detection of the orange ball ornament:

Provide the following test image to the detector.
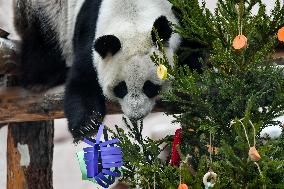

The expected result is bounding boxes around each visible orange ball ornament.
[232,35,248,50]
[278,27,284,42]
[178,184,188,189]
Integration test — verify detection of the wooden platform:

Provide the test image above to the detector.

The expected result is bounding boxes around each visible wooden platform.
[0,86,168,123]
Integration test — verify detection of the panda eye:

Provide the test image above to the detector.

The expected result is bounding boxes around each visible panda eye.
[113,81,128,99]
[143,81,161,98]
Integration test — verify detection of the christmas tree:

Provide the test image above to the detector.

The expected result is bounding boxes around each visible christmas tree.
[113,0,284,188]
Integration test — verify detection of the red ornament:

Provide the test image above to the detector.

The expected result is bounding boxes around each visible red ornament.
[170,128,182,166]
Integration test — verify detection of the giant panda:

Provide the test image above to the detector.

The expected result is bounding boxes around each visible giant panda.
[13,0,201,141]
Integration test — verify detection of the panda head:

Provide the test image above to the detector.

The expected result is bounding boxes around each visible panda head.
[93,16,180,120]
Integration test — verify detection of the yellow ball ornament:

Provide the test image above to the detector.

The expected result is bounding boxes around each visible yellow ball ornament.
[157,64,168,80]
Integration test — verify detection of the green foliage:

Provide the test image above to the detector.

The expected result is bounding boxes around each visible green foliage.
[209,125,284,188]
[110,118,180,189]
[114,0,284,188]
[170,0,284,71]
[159,0,284,188]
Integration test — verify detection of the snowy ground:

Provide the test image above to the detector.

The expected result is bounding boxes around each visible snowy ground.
[0,0,282,189]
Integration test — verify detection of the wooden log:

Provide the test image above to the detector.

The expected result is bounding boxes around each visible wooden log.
[0,87,65,123]
[0,87,169,123]
[7,121,54,189]
[0,34,282,123]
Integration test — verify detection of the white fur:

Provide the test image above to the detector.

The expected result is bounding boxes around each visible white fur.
[94,0,181,119]
[18,0,181,119]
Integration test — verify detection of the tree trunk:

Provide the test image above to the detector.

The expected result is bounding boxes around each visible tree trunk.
[7,121,54,189]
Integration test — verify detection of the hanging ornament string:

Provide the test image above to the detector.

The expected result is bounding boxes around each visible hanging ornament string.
[237,119,264,177]
[237,5,242,36]
[177,147,189,189]
[154,173,156,189]
[141,173,156,189]
[209,132,213,165]
[179,164,182,185]
[248,120,256,147]
[237,119,260,161]
[238,119,252,148]
[203,132,217,189]
[233,3,248,50]
[237,119,266,189]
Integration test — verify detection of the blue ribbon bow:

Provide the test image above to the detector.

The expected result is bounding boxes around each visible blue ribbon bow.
[77,124,123,188]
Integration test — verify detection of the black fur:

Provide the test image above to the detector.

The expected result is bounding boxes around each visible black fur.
[64,0,104,141]
[171,5,208,73]
[143,81,161,98]
[151,16,173,44]
[14,1,33,36]
[94,35,121,59]
[176,39,206,73]
[18,12,68,91]
[113,81,128,99]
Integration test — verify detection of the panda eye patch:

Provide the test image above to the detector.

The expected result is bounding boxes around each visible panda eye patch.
[113,81,128,99]
[143,81,161,98]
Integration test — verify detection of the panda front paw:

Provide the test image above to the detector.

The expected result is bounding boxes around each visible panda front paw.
[64,75,106,142]
[67,111,104,143]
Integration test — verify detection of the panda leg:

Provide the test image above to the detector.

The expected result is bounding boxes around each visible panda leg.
[18,16,68,91]
[64,0,105,141]
[64,58,106,142]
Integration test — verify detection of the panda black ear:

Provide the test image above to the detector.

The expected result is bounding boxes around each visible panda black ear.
[94,35,121,59]
[151,16,173,44]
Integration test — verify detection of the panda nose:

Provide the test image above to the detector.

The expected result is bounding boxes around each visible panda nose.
[130,93,139,98]
[143,80,161,98]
